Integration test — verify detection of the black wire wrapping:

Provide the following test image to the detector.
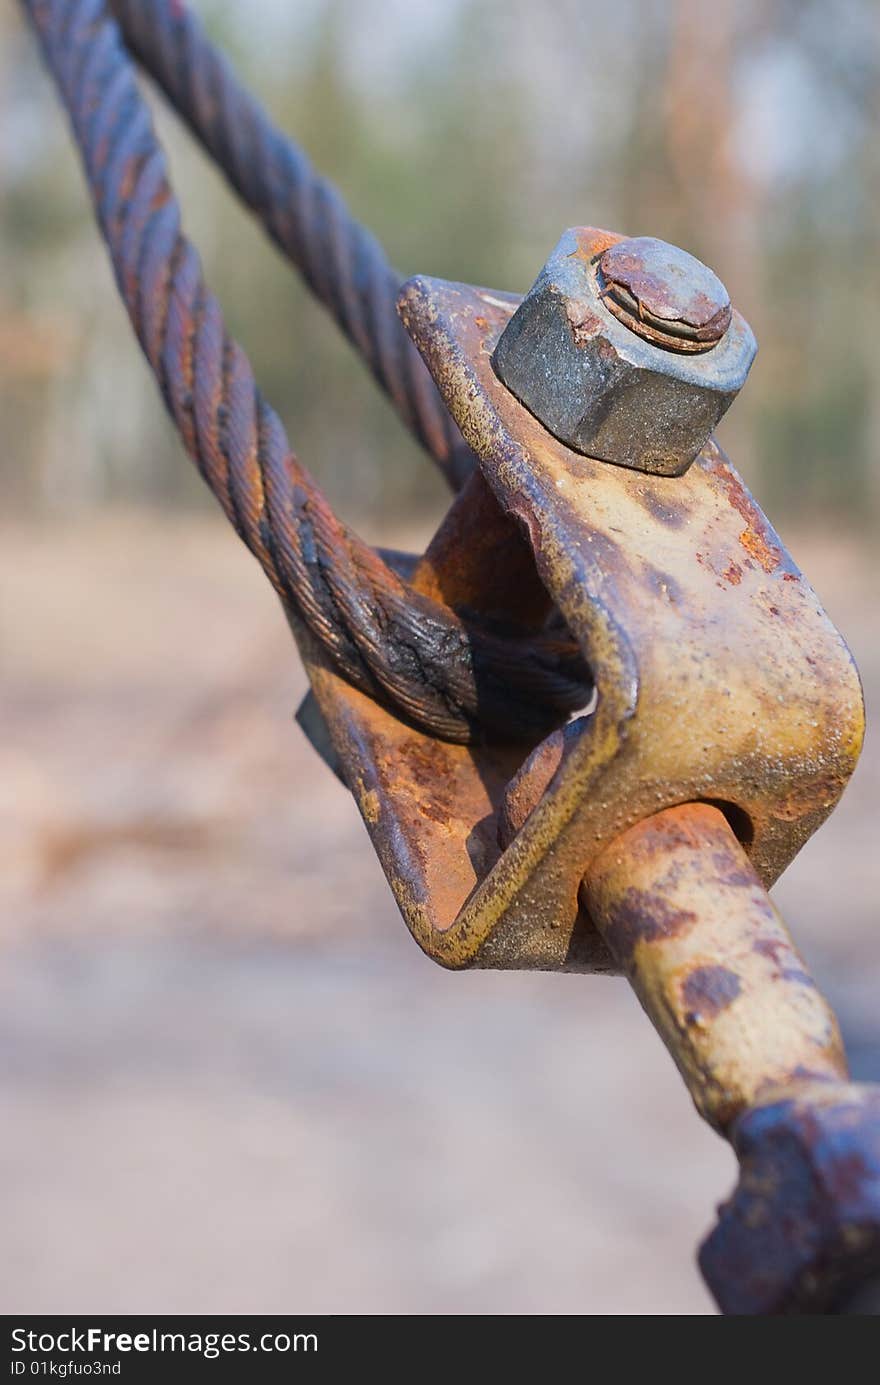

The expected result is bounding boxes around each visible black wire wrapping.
[21,0,592,745]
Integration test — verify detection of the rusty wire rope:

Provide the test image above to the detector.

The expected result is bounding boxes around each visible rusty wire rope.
[107,0,477,494]
[22,0,591,745]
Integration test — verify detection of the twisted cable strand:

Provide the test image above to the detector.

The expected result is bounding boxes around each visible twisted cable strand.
[108,0,476,491]
[23,0,591,745]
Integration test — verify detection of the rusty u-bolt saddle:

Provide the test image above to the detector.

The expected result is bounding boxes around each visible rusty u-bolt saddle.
[297,227,876,1315]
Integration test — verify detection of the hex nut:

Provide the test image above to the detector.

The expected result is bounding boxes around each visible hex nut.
[492,227,757,476]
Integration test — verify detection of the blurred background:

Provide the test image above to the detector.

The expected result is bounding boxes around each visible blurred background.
[1,0,877,1314]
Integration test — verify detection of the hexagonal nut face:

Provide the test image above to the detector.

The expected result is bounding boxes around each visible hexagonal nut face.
[700,1083,880,1315]
[492,227,757,476]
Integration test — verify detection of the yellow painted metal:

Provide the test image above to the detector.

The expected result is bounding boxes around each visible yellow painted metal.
[291,239,864,973]
[583,802,848,1131]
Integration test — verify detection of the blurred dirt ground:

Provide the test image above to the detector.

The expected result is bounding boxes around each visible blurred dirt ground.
[1,510,877,1315]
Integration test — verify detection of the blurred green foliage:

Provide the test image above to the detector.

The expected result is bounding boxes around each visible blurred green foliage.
[2,0,878,530]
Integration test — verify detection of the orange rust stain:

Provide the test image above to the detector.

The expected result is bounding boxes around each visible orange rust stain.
[697,552,744,588]
[498,727,565,848]
[704,448,782,574]
[739,526,780,574]
[568,227,621,264]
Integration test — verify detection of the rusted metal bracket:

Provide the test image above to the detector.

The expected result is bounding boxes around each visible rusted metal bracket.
[295,231,862,975]
[291,226,873,1313]
[25,0,873,1310]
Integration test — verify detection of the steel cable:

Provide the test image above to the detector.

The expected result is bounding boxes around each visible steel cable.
[22,0,591,745]
[108,0,476,492]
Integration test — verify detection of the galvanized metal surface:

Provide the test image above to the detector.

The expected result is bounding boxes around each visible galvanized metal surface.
[492,227,756,473]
